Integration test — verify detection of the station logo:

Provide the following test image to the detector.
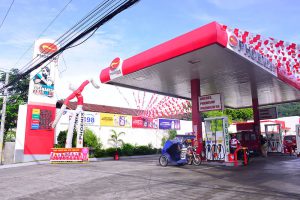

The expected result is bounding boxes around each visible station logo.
[229,35,238,47]
[110,57,121,70]
[109,57,123,79]
[39,43,58,54]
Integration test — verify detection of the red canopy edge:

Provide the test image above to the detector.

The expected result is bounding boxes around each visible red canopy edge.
[100,21,228,83]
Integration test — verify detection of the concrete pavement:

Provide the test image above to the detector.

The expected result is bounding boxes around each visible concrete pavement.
[0,155,299,200]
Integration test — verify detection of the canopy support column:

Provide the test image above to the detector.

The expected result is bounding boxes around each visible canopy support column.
[191,79,202,154]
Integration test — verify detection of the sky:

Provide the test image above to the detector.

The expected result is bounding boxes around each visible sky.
[0,0,299,109]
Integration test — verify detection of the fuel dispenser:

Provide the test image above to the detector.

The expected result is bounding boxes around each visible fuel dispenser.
[204,117,230,162]
[296,125,300,157]
[265,124,282,153]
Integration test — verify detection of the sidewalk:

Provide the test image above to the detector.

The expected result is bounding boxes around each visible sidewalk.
[0,154,159,170]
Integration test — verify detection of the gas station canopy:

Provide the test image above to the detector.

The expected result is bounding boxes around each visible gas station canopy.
[100,22,300,108]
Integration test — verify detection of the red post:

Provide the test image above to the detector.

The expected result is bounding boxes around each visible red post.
[191,79,202,154]
[252,98,261,151]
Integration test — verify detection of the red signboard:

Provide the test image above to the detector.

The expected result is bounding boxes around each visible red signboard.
[50,148,89,163]
[24,105,56,155]
[132,116,155,128]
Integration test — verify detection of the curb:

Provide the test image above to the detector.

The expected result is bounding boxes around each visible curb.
[0,154,160,169]
[89,154,159,162]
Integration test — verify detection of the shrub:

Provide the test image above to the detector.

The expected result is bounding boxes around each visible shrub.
[133,145,151,155]
[105,147,121,157]
[57,130,77,148]
[121,143,134,156]
[4,130,16,142]
[83,128,102,149]
[94,147,107,157]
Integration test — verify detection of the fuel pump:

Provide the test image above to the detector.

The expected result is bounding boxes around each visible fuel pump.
[204,117,230,162]
[265,124,282,153]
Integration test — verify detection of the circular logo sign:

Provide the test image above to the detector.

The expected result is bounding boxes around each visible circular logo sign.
[229,35,238,47]
[110,57,121,70]
[39,43,58,54]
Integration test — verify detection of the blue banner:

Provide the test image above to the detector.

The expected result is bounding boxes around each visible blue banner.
[158,119,180,130]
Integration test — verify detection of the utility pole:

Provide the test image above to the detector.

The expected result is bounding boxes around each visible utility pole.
[0,72,9,165]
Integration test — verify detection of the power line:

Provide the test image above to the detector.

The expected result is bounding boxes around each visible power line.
[14,0,73,70]
[17,0,116,75]
[0,0,140,92]
[0,0,15,31]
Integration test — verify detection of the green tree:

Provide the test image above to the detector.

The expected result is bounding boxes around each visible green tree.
[83,128,102,149]
[56,130,77,148]
[0,68,29,140]
[108,129,125,149]
[161,129,177,146]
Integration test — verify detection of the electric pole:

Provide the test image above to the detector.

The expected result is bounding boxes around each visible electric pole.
[0,72,9,165]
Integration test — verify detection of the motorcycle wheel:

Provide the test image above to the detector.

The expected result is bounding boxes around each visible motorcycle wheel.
[192,155,202,166]
[159,155,168,167]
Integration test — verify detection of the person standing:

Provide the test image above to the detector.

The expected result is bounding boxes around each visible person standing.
[230,134,240,154]
[260,135,268,157]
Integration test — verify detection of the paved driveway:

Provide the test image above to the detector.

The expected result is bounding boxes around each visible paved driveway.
[0,155,299,200]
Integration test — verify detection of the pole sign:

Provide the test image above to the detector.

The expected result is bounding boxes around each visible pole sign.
[259,107,278,120]
[28,39,59,105]
[199,94,223,112]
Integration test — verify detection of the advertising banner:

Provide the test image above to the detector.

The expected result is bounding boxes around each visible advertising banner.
[100,113,132,127]
[50,148,89,163]
[59,109,100,126]
[199,93,223,112]
[158,118,180,130]
[132,116,157,129]
[28,39,60,105]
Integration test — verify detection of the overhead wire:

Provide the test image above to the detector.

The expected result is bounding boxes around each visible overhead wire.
[0,0,15,31]
[15,0,132,75]
[15,0,113,74]
[14,0,73,70]
[0,0,140,93]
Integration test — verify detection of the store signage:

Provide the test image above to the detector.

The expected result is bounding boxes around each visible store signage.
[158,119,180,130]
[50,148,89,163]
[132,116,157,128]
[109,57,123,80]
[39,43,58,54]
[100,113,132,127]
[227,33,277,77]
[199,94,223,112]
[259,107,278,120]
[28,39,59,105]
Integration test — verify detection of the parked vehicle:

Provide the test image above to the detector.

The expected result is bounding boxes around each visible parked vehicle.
[231,131,260,156]
[186,146,202,165]
[159,135,199,167]
[283,135,297,155]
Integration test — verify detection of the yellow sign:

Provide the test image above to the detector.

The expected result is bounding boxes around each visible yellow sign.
[32,109,40,114]
[100,113,132,127]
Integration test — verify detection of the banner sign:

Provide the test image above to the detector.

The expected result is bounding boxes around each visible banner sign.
[50,148,89,163]
[158,118,180,130]
[132,116,157,129]
[100,113,132,127]
[28,39,60,105]
[199,94,223,112]
[226,31,277,77]
[259,107,278,120]
[59,109,100,126]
